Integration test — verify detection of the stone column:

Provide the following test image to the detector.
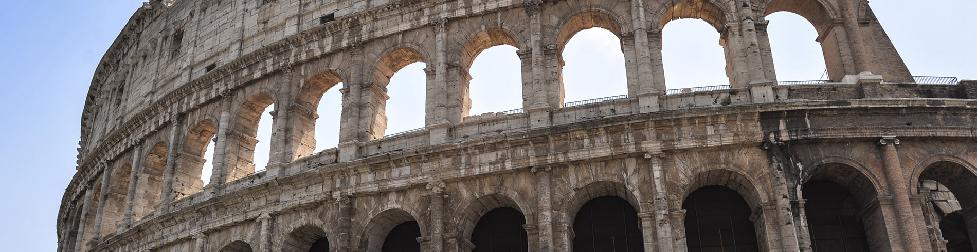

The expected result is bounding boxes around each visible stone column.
[258,213,272,252]
[524,0,553,129]
[647,154,674,251]
[159,116,185,210]
[91,163,113,239]
[268,68,294,170]
[211,97,234,186]
[794,198,813,252]
[121,143,144,228]
[524,224,538,252]
[427,182,446,252]
[763,142,802,251]
[74,186,95,252]
[638,211,657,251]
[334,193,352,252]
[532,166,554,252]
[669,209,688,252]
[193,232,207,252]
[879,136,923,251]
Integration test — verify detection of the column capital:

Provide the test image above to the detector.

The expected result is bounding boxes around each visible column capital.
[530,165,552,173]
[879,136,900,146]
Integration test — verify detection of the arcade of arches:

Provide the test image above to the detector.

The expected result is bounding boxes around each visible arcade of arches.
[62,0,972,251]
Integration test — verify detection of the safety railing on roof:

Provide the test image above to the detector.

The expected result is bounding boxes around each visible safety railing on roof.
[383,127,426,138]
[665,85,732,95]
[499,108,525,115]
[563,95,630,108]
[913,76,959,85]
[778,80,830,85]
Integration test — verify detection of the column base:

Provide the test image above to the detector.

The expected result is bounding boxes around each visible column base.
[637,93,661,113]
[750,82,776,103]
[338,141,359,162]
[428,121,452,145]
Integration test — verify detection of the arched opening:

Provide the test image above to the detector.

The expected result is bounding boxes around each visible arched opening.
[763,0,846,81]
[174,119,217,200]
[803,181,870,251]
[471,207,528,252]
[917,161,977,252]
[561,27,628,104]
[295,70,344,158]
[683,186,758,252]
[659,0,731,89]
[572,196,643,252]
[225,91,276,183]
[253,104,274,173]
[661,19,728,89]
[372,47,427,139]
[803,163,889,251]
[100,162,133,235]
[220,240,254,252]
[467,45,523,115]
[461,28,523,117]
[133,142,168,221]
[382,221,421,252]
[283,225,330,252]
[764,12,828,81]
[314,87,342,152]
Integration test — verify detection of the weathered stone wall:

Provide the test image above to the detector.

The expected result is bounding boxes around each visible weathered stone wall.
[60,0,977,251]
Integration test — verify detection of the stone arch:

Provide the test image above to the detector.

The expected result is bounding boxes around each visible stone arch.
[283,224,330,252]
[680,167,770,252]
[372,46,428,88]
[291,69,346,159]
[563,181,644,220]
[226,89,278,181]
[910,154,977,203]
[653,0,731,32]
[132,141,168,221]
[359,208,424,252]
[913,157,977,250]
[456,27,525,119]
[565,181,645,252]
[456,193,532,243]
[554,8,626,54]
[761,0,850,81]
[460,28,523,72]
[760,0,839,36]
[681,168,766,210]
[807,156,888,196]
[173,118,217,200]
[219,240,254,252]
[365,45,429,140]
[100,161,133,235]
[802,162,891,252]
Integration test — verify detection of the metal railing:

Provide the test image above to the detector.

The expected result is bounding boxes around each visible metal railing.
[913,76,959,85]
[563,95,630,107]
[778,80,829,85]
[499,108,525,115]
[665,85,732,95]
[383,127,426,139]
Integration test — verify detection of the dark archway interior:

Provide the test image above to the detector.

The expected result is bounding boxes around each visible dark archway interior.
[472,207,528,252]
[804,180,870,252]
[310,237,330,252]
[920,162,977,252]
[940,212,974,252]
[683,185,758,252]
[572,196,643,252]
[382,221,421,252]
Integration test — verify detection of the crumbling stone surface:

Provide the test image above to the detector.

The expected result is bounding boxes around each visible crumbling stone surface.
[59,0,976,251]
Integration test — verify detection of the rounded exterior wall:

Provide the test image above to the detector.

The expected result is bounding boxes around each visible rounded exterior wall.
[60,0,977,251]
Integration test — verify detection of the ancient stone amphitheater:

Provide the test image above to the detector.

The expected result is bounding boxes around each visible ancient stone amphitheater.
[58,0,977,251]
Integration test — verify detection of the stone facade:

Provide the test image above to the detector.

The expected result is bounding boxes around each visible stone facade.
[59,0,977,251]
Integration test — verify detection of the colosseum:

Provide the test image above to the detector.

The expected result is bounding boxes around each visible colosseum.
[58,0,976,251]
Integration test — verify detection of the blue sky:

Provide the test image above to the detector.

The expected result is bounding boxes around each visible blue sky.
[0,0,974,251]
